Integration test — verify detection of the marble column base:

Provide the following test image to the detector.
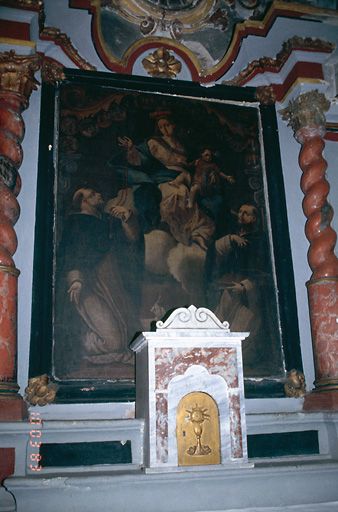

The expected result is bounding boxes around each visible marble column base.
[307,278,338,383]
[0,447,15,481]
[303,389,338,411]
[0,397,27,421]
[0,266,23,421]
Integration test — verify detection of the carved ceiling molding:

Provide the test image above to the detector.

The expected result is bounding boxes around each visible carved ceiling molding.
[40,27,96,71]
[223,36,335,87]
[104,0,216,25]
[0,0,45,32]
[71,0,338,82]
[0,0,96,71]
[2,0,337,85]
[101,0,227,39]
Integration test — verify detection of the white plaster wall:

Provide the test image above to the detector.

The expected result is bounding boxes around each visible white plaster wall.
[44,0,106,72]
[16,76,41,396]
[275,114,315,390]
[7,3,338,415]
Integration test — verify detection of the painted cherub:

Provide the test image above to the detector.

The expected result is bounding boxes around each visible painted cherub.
[187,147,235,208]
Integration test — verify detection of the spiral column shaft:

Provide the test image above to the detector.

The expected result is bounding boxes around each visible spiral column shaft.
[280,91,338,410]
[0,51,40,420]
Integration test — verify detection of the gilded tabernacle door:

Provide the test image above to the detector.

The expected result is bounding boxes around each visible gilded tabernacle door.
[177,392,221,467]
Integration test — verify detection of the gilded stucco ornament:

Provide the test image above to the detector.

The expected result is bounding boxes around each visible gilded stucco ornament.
[284,369,306,398]
[41,60,66,84]
[279,90,330,133]
[142,47,182,78]
[25,374,57,406]
[255,85,276,105]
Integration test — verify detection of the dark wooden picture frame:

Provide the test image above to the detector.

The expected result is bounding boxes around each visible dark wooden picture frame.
[29,70,302,402]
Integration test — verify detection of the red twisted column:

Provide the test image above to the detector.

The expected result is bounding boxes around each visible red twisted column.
[280,90,338,410]
[0,50,41,421]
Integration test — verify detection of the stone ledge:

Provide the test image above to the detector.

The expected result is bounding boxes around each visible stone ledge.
[4,459,338,512]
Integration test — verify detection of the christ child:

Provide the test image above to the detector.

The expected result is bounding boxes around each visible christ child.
[188,148,235,208]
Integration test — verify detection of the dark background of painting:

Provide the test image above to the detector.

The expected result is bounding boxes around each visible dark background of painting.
[57,86,262,229]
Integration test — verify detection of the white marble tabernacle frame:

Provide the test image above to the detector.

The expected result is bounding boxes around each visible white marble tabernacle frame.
[131,305,252,473]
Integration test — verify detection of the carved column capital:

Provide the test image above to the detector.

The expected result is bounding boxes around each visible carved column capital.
[0,50,41,104]
[279,90,330,135]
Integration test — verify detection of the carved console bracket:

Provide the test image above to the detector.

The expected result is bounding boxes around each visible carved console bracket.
[255,86,276,105]
[25,375,57,406]
[284,370,306,398]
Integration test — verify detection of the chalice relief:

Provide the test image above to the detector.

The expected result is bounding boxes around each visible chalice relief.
[186,404,211,456]
[177,391,221,466]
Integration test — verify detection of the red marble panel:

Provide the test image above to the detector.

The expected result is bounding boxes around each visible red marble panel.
[0,272,17,382]
[0,447,15,486]
[154,347,238,390]
[303,389,338,411]
[0,399,27,421]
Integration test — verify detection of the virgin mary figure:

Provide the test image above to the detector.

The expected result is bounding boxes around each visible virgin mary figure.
[108,110,214,250]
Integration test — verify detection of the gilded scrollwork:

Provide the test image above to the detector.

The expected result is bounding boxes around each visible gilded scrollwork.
[140,16,156,35]
[223,36,335,87]
[142,47,182,78]
[284,369,306,398]
[40,27,96,71]
[25,374,57,406]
